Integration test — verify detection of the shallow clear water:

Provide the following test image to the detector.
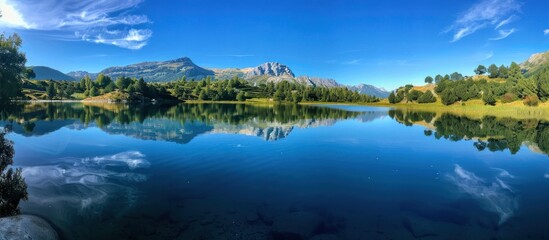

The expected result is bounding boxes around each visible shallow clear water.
[2,103,549,239]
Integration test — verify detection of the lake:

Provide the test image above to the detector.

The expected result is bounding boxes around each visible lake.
[1,102,549,240]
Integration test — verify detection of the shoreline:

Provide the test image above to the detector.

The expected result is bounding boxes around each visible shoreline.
[12,99,549,120]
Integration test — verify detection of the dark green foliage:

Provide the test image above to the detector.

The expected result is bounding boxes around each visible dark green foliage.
[434,74,443,83]
[95,74,112,88]
[236,91,246,101]
[0,128,28,217]
[475,65,487,75]
[417,91,436,103]
[424,76,433,84]
[531,66,549,101]
[488,64,499,78]
[440,88,458,105]
[403,59,549,105]
[516,77,538,98]
[89,86,98,97]
[388,92,397,104]
[0,34,26,101]
[482,91,496,105]
[116,77,133,91]
[46,82,56,100]
[450,72,464,81]
[25,68,35,79]
[498,65,509,78]
[407,90,422,102]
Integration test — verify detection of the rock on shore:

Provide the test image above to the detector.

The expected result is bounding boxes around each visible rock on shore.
[0,215,59,240]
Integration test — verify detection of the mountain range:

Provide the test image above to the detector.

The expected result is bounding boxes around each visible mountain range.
[34,57,392,97]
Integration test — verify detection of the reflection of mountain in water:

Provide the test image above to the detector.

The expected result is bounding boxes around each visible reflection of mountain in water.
[389,109,549,156]
[0,103,378,143]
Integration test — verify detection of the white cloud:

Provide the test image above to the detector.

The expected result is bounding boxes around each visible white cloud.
[495,15,516,29]
[0,0,151,49]
[0,0,33,28]
[447,0,521,42]
[490,28,516,40]
[544,29,549,36]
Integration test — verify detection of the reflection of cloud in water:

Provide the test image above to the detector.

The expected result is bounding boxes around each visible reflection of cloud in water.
[82,151,150,170]
[447,165,518,225]
[21,151,149,217]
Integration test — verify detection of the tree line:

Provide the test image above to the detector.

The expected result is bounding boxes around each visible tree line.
[388,84,436,104]
[393,61,549,106]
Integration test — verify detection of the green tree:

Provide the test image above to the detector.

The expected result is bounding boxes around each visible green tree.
[532,66,549,100]
[407,90,422,102]
[516,77,538,99]
[236,91,246,101]
[198,90,206,100]
[498,65,509,79]
[95,74,111,88]
[440,89,458,105]
[115,77,132,91]
[424,76,434,84]
[475,65,487,75]
[482,90,496,105]
[0,128,29,217]
[450,72,464,81]
[273,88,284,102]
[435,74,443,83]
[418,90,436,103]
[104,82,116,93]
[0,34,26,101]
[488,64,499,78]
[89,86,99,97]
[46,83,56,99]
[388,92,397,104]
[25,68,35,79]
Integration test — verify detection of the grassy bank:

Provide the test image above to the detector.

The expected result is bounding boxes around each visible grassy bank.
[364,99,549,120]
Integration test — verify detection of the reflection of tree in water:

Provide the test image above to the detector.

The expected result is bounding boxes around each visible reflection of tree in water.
[388,109,436,126]
[389,109,549,156]
[0,126,28,217]
[0,102,363,142]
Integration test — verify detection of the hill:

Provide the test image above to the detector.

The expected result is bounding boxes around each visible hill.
[99,57,215,82]
[521,50,549,77]
[30,66,75,81]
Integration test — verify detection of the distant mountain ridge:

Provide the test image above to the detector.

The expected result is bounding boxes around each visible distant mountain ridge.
[63,57,389,98]
[66,71,98,80]
[350,84,390,98]
[100,57,214,82]
[30,66,75,81]
[521,50,549,77]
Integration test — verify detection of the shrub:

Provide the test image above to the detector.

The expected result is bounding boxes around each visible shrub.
[418,91,436,103]
[482,91,496,106]
[523,95,539,106]
[407,90,422,102]
[501,92,517,103]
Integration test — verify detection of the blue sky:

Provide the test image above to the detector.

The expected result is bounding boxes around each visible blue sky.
[1,0,548,89]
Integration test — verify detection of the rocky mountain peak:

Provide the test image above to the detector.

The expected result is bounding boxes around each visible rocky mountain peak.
[246,62,295,78]
[170,57,193,63]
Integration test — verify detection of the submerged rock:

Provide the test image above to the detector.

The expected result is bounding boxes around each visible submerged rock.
[0,215,59,240]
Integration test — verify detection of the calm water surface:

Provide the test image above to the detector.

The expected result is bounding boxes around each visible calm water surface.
[2,103,549,240]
